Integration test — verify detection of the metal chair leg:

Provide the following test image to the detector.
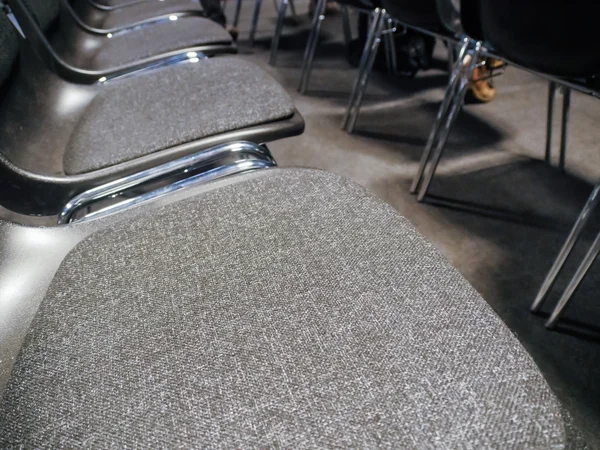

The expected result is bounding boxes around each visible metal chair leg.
[531,184,600,313]
[342,5,352,48]
[288,0,296,17]
[269,0,289,66]
[559,87,571,172]
[341,8,385,132]
[545,81,556,164]
[385,17,397,74]
[416,41,482,202]
[249,0,263,46]
[346,12,386,133]
[546,220,600,329]
[410,38,470,194]
[233,0,242,27]
[297,0,327,94]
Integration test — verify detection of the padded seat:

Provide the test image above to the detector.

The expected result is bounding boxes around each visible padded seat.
[75,0,204,29]
[63,57,296,174]
[0,169,579,447]
[67,17,232,69]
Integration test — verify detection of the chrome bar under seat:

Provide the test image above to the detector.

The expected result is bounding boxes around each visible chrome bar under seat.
[58,141,276,224]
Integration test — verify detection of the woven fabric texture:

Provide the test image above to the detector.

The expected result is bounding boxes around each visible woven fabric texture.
[88,17,232,69]
[20,0,60,31]
[0,169,569,448]
[0,14,19,88]
[63,57,296,174]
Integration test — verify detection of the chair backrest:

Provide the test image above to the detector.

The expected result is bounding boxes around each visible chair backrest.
[435,0,461,34]
[380,0,442,30]
[0,12,19,91]
[459,0,483,41]
[467,0,600,77]
[17,0,59,31]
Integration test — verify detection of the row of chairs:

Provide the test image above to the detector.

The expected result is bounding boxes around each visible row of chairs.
[0,0,303,217]
[0,0,590,447]
[266,0,600,330]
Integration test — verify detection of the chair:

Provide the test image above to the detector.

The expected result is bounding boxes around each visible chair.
[411,0,600,329]
[467,0,600,329]
[0,13,303,216]
[8,0,235,83]
[0,165,585,447]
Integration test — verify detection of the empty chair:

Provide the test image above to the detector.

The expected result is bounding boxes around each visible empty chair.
[0,13,303,215]
[0,165,585,447]
[8,0,234,82]
[469,0,600,328]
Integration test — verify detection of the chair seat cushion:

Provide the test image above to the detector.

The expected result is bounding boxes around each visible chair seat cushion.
[0,169,570,448]
[89,16,232,69]
[89,0,205,29]
[63,57,296,174]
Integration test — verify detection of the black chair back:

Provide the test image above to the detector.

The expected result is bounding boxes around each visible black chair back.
[470,0,600,77]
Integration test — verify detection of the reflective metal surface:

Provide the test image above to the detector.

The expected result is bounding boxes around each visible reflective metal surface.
[410,37,469,194]
[546,225,600,328]
[342,8,386,132]
[59,141,276,224]
[531,185,600,314]
[559,87,571,172]
[545,82,556,164]
[78,159,276,223]
[269,0,289,65]
[248,0,263,46]
[297,0,327,94]
[96,51,207,83]
[416,41,482,202]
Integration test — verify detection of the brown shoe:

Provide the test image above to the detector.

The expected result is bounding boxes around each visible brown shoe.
[226,25,239,41]
[466,57,496,103]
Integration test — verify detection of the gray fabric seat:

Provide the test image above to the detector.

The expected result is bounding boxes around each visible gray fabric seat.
[0,169,579,448]
[63,57,296,174]
[79,17,232,69]
[78,0,204,29]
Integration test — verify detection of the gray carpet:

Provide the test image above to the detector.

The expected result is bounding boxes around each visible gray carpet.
[227,1,600,447]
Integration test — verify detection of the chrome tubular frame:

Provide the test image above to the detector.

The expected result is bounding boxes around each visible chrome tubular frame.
[269,0,289,65]
[416,41,482,202]
[296,2,396,95]
[545,81,557,164]
[297,0,327,93]
[545,82,571,172]
[546,219,600,328]
[71,160,275,224]
[530,185,600,323]
[96,52,208,84]
[58,141,276,224]
[409,37,470,194]
[342,8,386,132]
[248,0,263,46]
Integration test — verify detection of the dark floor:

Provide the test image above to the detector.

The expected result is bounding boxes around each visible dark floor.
[228,1,600,447]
